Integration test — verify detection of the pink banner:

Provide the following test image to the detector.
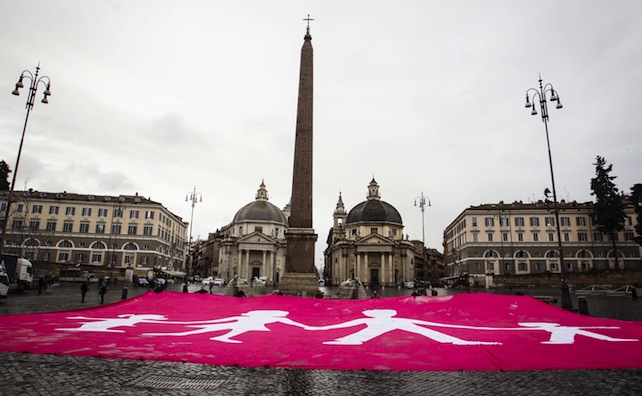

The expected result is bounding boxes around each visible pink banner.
[1,292,641,371]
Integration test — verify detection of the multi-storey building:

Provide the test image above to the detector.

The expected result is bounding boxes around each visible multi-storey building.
[443,198,641,287]
[0,189,187,275]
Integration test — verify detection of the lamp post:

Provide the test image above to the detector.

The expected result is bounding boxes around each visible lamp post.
[185,187,202,282]
[0,64,51,258]
[525,74,573,310]
[414,192,431,281]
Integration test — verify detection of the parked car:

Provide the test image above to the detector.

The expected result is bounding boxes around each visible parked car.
[133,278,149,287]
[213,278,225,286]
[201,277,214,286]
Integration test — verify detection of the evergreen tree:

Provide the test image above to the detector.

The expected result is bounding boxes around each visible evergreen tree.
[0,160,11,191]
[590,156,626,269]
[631,183,642,246]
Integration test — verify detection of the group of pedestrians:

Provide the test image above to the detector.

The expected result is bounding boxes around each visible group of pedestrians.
[79,279,109,304]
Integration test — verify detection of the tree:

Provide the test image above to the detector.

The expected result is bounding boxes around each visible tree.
[0,160,10,191]
[590,156,626,270]
[631,183,642,246]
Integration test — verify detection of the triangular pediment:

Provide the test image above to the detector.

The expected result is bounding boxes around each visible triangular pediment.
[237,231,277,244]
[355,233,394,245]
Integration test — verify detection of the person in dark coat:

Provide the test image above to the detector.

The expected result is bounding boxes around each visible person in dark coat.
[80,282,89,302]
[99,282,108,304]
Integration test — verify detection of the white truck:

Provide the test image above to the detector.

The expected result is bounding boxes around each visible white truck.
[0,269,9,298]
[0,254,34,293]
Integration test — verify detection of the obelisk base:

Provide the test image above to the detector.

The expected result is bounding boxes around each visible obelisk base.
[278,272,320,297]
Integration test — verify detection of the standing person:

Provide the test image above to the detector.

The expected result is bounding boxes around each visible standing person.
[99,282,108,304]
[80,282,89,303]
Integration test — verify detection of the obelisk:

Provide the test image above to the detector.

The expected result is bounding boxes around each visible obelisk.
[280,16,319,296]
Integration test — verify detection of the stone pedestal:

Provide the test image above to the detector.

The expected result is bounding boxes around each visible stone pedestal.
[278,273,319,297]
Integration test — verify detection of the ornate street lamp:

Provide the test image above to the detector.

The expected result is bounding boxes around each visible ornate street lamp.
[185,187,202,282]
[524,75,573,310]
[0,64,51,257]
[414,192,431,281]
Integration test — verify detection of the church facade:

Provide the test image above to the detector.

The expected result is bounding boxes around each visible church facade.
[323,178,416,287]
[213,182,290,285]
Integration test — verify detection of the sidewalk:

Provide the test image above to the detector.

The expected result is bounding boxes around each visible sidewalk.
[1,283,641,395]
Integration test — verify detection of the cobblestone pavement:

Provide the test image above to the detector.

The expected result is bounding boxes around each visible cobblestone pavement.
[1,283,641,395]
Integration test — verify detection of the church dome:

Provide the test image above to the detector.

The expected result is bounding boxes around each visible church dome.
[345,178,403,224]
[232,181,288,224]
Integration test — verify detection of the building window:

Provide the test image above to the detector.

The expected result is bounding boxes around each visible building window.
[114,208,124,218]
[49,205,59,215]
[82,207,92,217]
[545,217,555,227]
[499,216,509,227]
[130,210,139,219]
[75,253,86,262]
[550,262,559,271]
[63,221,74,232]
[128,225,138,235]
[484,217,494,227]
[144,225,153,236]
[29,220,40,230]
[46,221,56,231]
[576,217,586,226]
[529,217,540,227]
[370,228,378,234]
[112,224,122,234]
[59,240,73,248]
[515,217,525,227]
[487,232,494,242]
[502,232,509,242]
[96,224,106,234]
[563,232,570,242]
[145,210,154,220]
[593,231,603,241]
[486,262,494,271]
[98,208,108,217]
[578,232,588,242]
[517,232,524,242]
[32,205,43,214]
[472,217,477,227]
[472,232,479,242]
[17,204,24,213]
[58,252,69,262]
[65,207,75,216]
[11,219,23,230]
[560,217,571,227]
[124,242,138,250]
[532,232,539,242]
[91,253,102,263]
[79,223,90,233]
[609,233,619,242]
[518,262,528,272]
[625,216,633,226]
[624,232,634,241]
[548,232,555,242]
[255,226,263,233]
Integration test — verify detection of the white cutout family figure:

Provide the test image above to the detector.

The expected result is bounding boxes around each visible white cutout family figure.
[56,309,638,345]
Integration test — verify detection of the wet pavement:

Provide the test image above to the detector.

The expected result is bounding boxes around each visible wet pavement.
[1,282,641,395]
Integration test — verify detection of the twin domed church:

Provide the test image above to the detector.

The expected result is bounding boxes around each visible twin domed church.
[196,178,417,288]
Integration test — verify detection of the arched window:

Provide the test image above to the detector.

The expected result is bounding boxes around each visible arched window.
[545,250,559,258]
[515,250,530,258]
[577,249,592,258]
[607,250,624,258]
[24,238,40,247]
[90,241,107,250]
[483,250,499,258]
[58,240,73,248]
[123,242,138,251]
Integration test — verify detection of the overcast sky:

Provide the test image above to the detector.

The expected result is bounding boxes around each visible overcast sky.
[1,1,641,267]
